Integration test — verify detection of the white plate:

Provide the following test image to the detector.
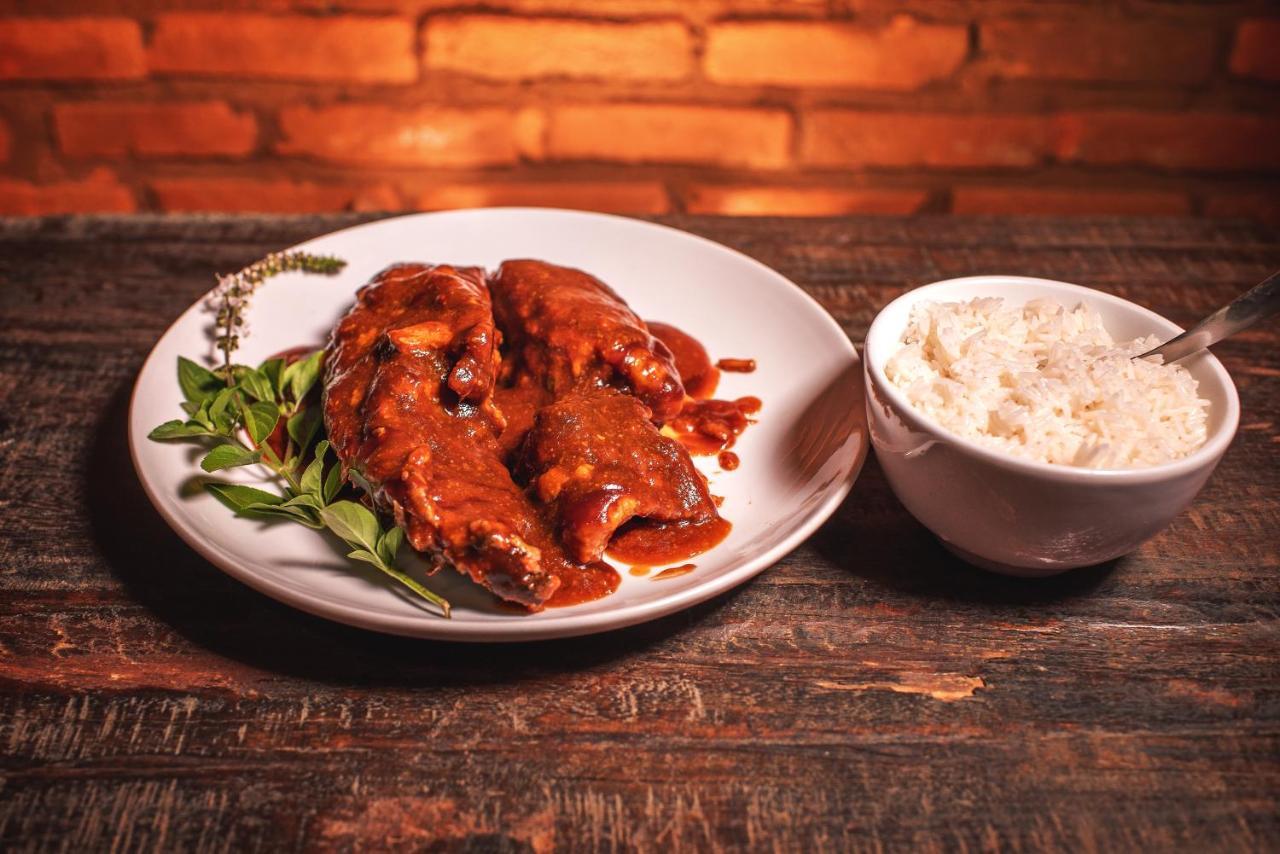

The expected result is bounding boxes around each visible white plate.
[129,209,867,641]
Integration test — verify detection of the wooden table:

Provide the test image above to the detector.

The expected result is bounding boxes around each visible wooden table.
[2,214,1278,851]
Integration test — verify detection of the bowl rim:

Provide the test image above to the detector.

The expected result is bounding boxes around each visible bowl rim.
[864,274,1241,485]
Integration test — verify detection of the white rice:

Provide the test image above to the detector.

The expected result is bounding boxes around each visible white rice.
[884,297,1209,469]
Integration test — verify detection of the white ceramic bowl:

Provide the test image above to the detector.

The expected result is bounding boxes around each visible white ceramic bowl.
[863,275,1240,576]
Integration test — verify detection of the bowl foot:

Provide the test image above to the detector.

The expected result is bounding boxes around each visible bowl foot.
[938,540,1078,577]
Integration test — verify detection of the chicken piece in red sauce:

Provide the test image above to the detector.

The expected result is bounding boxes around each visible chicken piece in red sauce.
[324,263,580,609]
[490,260,685,425]
[516,387,723,564]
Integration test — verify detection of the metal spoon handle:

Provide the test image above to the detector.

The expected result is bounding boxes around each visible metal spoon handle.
[1140,270,1280,363]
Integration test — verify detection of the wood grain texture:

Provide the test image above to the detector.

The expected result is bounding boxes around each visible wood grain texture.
[1,214,1278,852]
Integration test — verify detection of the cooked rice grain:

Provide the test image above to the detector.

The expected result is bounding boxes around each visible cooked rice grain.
[884,297,1209,469]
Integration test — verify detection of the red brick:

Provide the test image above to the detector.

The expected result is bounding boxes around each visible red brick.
[149,13,416,83]
[1054,112,1280,171]
[0,168,135,215]
[56,102,257,159]
[983,18,1215,83]
[802,111,1050,168]
[952,187,1189,216]
[546,105,790,169]
[1204,191,1280,226]
[417,180,669,213]
[0,119,10,163]
[1229,19,1280,82]
[685,185,926,215]
[352,184,404,212]
[0,17,143,80]
[425,16,691,82]
[705,17,966,89]
[152,178,394,213]
[277,105,537,167]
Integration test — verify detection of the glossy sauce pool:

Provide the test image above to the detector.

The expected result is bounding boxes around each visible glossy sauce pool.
[606,516,732,566]
[649,321,719,400]
[668,396,762,456]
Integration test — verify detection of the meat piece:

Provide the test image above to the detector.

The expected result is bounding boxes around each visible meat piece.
[324,263,565,608]
[324,262,502,453]
[516,387,721,564]
[490,260,685,424]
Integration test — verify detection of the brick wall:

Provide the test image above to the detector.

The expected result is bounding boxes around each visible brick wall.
[0,1,1277,221]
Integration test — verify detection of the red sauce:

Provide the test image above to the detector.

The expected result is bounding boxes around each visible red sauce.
[544,561,621,607]
[718,451,740,470]
[491,560,619,611]
[606,516,731,566]
[628,565,652,577]
[493,380,551,457]
[648,321,719,400]
[653,563,696,580]
[716,358,756,373]
[668,396,760,456]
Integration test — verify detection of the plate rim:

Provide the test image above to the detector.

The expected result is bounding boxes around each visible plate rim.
[127,207,867,641]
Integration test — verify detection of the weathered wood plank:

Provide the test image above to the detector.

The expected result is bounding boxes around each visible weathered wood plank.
[1,214,1278,852]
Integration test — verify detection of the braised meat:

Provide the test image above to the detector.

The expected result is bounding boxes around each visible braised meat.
[323,258,748,611]
[490,260,685,424]
[324,263,565,608]
[517,387,720,564]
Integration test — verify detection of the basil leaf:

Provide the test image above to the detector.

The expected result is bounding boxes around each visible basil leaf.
[206,482,284,512]
[178,357,224,403]
[242,400,279,446]
[237,368,275,403]
[200,443,261,472]
[378,526,405,567]
[148,419,213,441]
[319,501,381,553]
[281,493,323,510]
[284,350,324,404]
[191,398,216,431]
[300,451,325,498]
[286,407,321,455]
[242,502,323,528]
[259,358,286,398]
[346,549,383,568]
[208,387,240,435]
[323,457,344,504]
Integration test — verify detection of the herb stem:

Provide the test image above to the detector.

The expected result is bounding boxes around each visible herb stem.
[258,442,301,493]
[230,431,302,493]
[371,562,452,618]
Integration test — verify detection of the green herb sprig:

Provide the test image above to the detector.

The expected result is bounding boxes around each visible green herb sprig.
[149,252,451,618]
[150,353,450,618]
